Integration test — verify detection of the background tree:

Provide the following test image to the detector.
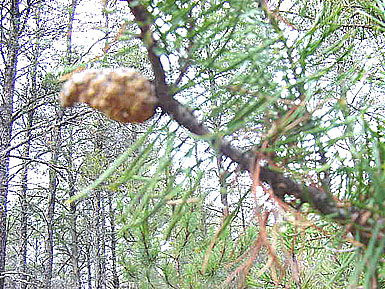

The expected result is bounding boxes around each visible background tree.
[0,0,20,286]
[1,0,384,288]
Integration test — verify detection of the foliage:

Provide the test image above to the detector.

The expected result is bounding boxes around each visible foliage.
[96,0,385,288]
[1,0,385,288]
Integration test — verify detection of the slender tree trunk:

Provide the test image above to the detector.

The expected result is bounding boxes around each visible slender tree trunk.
[66,0,78,63]
[68,174,81,289]
[94,189,106,289]
[86,233,92,289]
[44,111,63,289]
[65,0,81,287]
[101,3,119,287]
[0,114,11,289]
[17,6,43,283]
[66,129,81,288]
[92,124,107,289]
[44,160,57,289]
[108,194,119,289]
[18,173,28,289]
[17,110,34,289]
[0,0,20,287]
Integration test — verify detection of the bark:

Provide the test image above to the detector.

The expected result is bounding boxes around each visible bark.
[68,172,81,289]
[66,0,78,64]
[64,128,81,288]
[17,6,43,284]
[108,194,119,289]
[44,110,63,289]
[93,117,107,289]
[102,4,119,287]
[17,110,34,289]
[94,189,106,289]
[0,0,20,287]
[65,0,81,287]
[44,163,56,289]
[86,233,92,289]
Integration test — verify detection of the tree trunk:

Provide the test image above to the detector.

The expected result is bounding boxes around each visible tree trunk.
[108,194,119,289]
[65,0,81,287]
[101,4,120,287]
[65,130,81,289]
[0,0,20,287]
[44,111,63,289]
[44,160,56,289]
[94,189,106,289]
[17,109,34,289]
[86,233,92,289]
[17,6,43,284]
[68,172,81,289]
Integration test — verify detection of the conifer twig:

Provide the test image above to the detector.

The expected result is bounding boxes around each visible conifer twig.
[125,0,383,247]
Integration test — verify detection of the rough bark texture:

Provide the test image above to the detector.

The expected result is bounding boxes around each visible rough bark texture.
[0,98,11,289]
[0,0,19,287]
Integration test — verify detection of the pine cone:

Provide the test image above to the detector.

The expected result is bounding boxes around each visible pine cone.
[60,68,157,123]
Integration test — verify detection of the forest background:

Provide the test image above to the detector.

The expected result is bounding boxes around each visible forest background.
[0,0,385,288]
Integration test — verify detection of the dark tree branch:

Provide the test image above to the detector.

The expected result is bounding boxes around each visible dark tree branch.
[125,1,383,246]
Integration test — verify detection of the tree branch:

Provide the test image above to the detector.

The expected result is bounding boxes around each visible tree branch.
[125,1,383,246]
